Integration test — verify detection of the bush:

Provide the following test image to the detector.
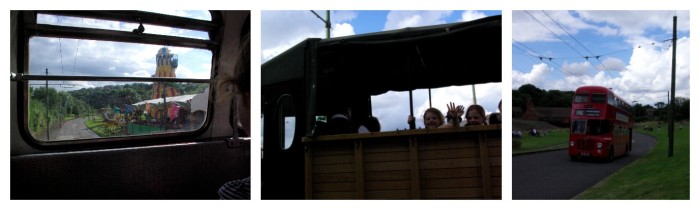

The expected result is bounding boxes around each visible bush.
[513,139,522,149]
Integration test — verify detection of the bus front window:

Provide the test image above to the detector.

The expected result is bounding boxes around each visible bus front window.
[571,120,586,134]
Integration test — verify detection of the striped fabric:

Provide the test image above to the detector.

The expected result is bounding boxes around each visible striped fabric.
[218,177,250,200]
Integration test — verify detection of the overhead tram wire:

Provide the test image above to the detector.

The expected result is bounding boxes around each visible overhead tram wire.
[524,10,608,74]
[523,11,586,58]
[512,41,570,77]
[541,10,611,73]
[64,18,85,89]
[525,10,607,74]
[512,40,575,77]
[599,39,673,57]
[72,18,84,77]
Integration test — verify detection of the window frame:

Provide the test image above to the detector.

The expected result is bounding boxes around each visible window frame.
[13,10,224,147]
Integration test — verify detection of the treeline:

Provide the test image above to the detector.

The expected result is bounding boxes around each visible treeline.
[633,97,690,122]
[513,84,691,122]
[70,82,208,110]
[29,87,92,139]
[512,84,574,111]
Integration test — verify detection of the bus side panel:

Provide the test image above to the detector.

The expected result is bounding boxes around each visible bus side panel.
[11,140,250,199]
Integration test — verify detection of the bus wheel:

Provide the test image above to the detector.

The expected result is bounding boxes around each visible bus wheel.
[570,155,578,161]
[607,146,615,162]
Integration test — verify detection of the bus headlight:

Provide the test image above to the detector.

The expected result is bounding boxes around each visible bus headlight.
[570,141,575,147]
[596,142,603,148]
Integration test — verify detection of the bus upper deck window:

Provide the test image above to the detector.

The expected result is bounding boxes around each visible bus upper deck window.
[574,94,589,103]
[591,94,606,103]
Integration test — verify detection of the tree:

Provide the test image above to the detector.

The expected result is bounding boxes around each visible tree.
[654,101,666,109]
[680,98,690,120]
[673,97,690,120]
[633,103,646,122]
[517,84,545,106]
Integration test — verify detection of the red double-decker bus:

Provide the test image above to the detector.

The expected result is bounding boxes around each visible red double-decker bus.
[569,86,633,161]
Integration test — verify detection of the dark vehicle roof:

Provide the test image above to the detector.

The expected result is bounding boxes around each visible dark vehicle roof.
[263,15,501,96]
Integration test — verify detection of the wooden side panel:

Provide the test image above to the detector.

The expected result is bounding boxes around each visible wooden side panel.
[306,126,502,200]
[487,133,502,199]
[363,138,412,199]
[417,133,486,199]
[309,140,356,199]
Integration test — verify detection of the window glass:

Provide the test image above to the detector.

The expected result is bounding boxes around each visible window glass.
[25,11,215,142]
[143,10,212,21]
[574,94,588,103]
[608,94,615,106]
[28,82,209,141]
[28,37,212,78]
[278,95,295,150]
[571,120,586,134]
[591,94,606,103]
[37,13,210,40]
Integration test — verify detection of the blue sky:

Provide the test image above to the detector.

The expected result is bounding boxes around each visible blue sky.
[262,10,503,133]
[512,10,690,107]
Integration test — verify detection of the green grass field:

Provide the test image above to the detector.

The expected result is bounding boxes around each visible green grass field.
[574,121,690,199]
[127,123,165,135]
[513,129,569,155]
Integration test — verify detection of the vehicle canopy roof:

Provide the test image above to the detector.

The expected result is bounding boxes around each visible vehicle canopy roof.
[262,15,502,96]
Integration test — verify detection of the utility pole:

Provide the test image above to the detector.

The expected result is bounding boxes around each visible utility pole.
[310,10,331,39]
[326,10,331,39]
[668,16,677,157]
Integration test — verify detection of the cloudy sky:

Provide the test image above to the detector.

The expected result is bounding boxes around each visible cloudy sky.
[28,10,213,90]
[512,10,690,107]
[262,10,502,132]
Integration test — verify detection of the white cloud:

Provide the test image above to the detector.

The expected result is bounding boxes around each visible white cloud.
[576,10,690,37]
[561,61,591,76]
[595,26,618,36]
[460,10,487,22]
[512,10,595,42]
[331,23,355,38]
[261,10,358,63]
[598,57,626,71]
[383,11,453,30]
[512,63,552,89]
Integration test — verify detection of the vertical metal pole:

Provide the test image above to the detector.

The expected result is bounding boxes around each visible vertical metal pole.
[46,68,50,140]
[471,84,477,105]
[428,89,432,108]
[668,16,677,157]
[409,90,416,130]
[163,83,167,132]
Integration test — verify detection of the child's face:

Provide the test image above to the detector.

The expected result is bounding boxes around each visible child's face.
[466,110,484,126]
[424,112,442,129]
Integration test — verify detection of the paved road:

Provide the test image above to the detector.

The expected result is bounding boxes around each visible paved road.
[57,118,100,140]
[512,132,657,199]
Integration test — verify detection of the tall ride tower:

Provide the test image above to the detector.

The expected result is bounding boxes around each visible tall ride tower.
[151,47,180,99]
